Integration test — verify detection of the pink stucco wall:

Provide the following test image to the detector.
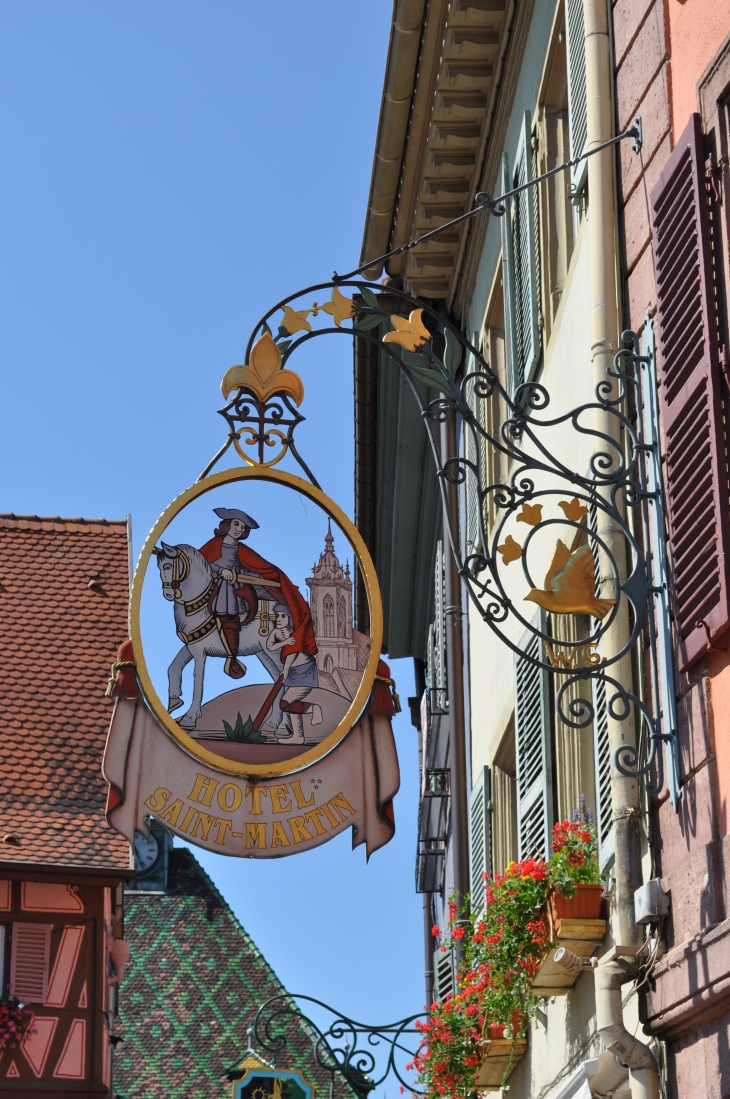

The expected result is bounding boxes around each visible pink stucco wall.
[668,0,730,139]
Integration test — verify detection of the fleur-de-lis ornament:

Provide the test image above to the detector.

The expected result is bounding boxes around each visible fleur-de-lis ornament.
[220,332,304,405]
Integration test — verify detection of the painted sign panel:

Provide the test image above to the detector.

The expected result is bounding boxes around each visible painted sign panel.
[130,467,381,776]
[104,466,399,859]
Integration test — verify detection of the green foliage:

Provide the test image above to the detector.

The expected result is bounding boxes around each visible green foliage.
[549,818,601,897]
[353,312,385,331]
[443,327,462,377]
[360,286,381,310]
[410,804,603,1099]
[222,713,266,744]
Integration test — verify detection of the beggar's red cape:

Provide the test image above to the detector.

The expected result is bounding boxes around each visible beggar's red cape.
[199,536,317,659]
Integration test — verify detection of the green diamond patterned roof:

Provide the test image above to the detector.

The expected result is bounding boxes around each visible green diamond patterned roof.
[114,847,353,1099]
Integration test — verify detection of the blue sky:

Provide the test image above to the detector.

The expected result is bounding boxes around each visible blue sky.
[0,0,427,1079]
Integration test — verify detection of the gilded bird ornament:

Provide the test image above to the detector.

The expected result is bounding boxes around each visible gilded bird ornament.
[524,539,615,619]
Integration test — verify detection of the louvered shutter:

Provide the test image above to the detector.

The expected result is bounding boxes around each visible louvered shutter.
[501,153,518,396]
[515,620,554,859]
[465,419,481,557]
[433,948,455,1002]
[566,0,587,195]
[428,542,447,710]
[651,113,730,669]
[592,675,614,871]
[10,923,51,1003]
[469,766,491,910]
[511,112,540,386]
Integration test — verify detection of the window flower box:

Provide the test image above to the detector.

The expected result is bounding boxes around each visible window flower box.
[549,883,604,925]
[474,1037,527,1089]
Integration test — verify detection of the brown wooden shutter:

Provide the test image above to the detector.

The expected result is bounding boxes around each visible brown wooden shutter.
[651,113,730,670]
[9,922,51,1003]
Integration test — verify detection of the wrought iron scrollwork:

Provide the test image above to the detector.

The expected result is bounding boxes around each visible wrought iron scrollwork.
[202,281,679,807]
[251,993,426,1098]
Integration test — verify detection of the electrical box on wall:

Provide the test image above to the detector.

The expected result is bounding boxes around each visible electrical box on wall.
[634,879,670,925]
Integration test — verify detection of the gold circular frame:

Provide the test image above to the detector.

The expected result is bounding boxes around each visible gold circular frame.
[129,466,383,778]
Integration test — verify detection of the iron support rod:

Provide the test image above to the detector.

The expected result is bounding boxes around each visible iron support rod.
[441,411,470,929]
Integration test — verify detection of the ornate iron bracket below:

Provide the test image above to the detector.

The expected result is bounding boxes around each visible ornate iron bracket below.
[251,993,427,1098]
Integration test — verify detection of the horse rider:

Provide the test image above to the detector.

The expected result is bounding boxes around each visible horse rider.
[199,507,317,680]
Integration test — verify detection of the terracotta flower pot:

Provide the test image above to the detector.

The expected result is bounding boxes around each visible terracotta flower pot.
[486,1009,522,1040]
[549,883,604,922]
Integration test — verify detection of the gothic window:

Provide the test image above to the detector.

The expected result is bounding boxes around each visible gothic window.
[324,654,334,673]
[337,596,346,637]
[323,595,334,637]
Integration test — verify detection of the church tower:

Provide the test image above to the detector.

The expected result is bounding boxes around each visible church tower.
[306,522,369,699]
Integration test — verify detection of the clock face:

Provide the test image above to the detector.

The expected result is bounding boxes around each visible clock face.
[134,830,160,873]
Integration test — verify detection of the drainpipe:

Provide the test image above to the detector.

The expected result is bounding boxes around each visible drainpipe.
[583,0,643,945]
[423,892,434,1008]
[595,957,659,1099]
[441,412,470,931]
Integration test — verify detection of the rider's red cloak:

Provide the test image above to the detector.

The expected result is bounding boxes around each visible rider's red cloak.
[199,537,317,660]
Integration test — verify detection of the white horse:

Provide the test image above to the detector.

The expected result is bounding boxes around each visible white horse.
[155,542,284,731]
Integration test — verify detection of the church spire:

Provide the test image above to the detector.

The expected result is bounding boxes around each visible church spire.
[325,518,334,551]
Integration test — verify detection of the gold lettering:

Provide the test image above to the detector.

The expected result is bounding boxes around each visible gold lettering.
[329,792,356,821]
[189,774,220,807]
[544,642,579,669]
[178,806,197,833]
[304,807,328,836]
[192,812,216,840]
[212,819,232,846]
[271,821,291,848]
[159,798,184,827]
[290,779,315,809]
[288,816,313,843]
[269,784,292,814]
[583,642,602,666]
[320,802,340,828]
[145,787,171,812]
[245,822,267,849]
[217,783,243,812]
[245,785,270,815]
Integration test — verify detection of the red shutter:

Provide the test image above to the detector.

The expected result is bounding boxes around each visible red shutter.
[9,922,51,1003]
[651,113,730,670]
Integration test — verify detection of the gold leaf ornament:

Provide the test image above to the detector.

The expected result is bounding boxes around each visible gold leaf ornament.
[559,497,589,523]
[497,535,523,565]
[382,309,430,352]
[220,332,305,406]
[516,503,543,527]
[279,305,312,335]
[320,285,355,327]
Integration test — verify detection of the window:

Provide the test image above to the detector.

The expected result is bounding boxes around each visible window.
[469,767,491,910]
[337,596,346,637]
[323,595,335,638]
[565,0,588,196]
[433,947,455,1003]
[479,267,508,538]
[534,10,577,344]
[492,723,518,875]
[9,922,51,1003]
[650,113,730,669]
[427,542,447,712]
[515,616,554,859]
[502,112,541,393]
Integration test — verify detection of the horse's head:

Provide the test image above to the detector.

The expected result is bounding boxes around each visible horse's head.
[153,542,191,601]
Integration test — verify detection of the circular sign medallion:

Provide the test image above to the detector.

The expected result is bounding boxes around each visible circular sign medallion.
[130,467,382,778]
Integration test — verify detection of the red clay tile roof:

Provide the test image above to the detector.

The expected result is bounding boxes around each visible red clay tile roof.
[0,513,131,870]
